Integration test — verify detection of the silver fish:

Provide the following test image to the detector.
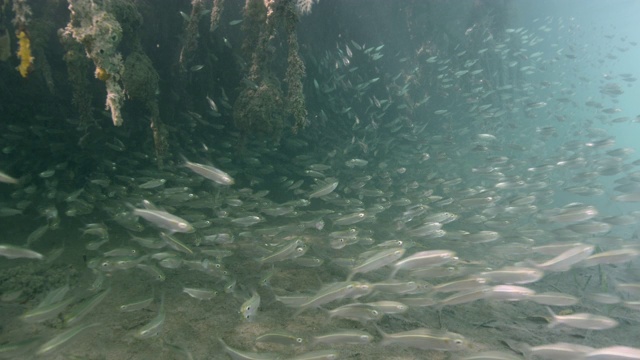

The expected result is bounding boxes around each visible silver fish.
[333,212,367,226]
[0,171,18,184]
[530,244,594,271]
[527,342,595,360]
[182,158,234,185]
[584,346,640,360]
[546,307,618,330]
[240,290,260,322]
[478,266,544,284]
[133,207,194,233]
[135,295,165,338]
[309,181,339,198]
[36,323,101,356]
[256,331,305,346]
[64,288,111,325]
[21,296,75,323]
[218,338,278,360]
[312,330,373,345]
[183,287,217,300]
[0,244,43,260]
[390,250,457,278]
[530,292,579,306]
[378,326,467,351]
[119,297,154,312]
[348,248,406,281]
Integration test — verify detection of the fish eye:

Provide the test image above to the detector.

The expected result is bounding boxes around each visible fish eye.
[101,261,109,267]
[454,339,464,345]
[296,338,303,343]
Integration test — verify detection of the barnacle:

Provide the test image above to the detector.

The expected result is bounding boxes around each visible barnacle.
[94,66,110,81]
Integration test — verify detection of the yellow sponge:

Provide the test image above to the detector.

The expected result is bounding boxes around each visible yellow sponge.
[16,31,33,78]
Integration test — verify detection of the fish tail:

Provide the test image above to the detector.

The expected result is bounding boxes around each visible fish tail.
[545,306,558,328]
[372,323,389,345]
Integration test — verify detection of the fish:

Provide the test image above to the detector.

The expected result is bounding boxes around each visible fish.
[0,337,40,358]
[256,331,305,346]
[21,296,75,323]
[524,342,595,360]
[132,206,195,233]
[546,307,618,330]
[160,232,194,255]
[333,212,367,226]
[529,244,594,271]
[36,323,101,356]
[377,326,467,351]
[530,292,579,306]
[363,301,408,314]
[579,248,640,267]
[258,239,306,265]
[278,281,371,315]
[231,215,263,227]
[138,178,166,189]
[326,303,383,322]
[206,95,219,113]
[64,288,111,325]
[347,248,406,280]
[584,346,640,360]
[312,330,373,345]
[179,11,190,21]
[309,181,339,198]
[119,297,154,312]
[0,244,43,260]
[218,338,278,360]
[183,287,217,300]
[460,351,522,360]
[438,287,492,307]
[240,290,260,322]
[136,263,166,281]
[486,285,535,301]
[345,158,368,168]
[371,280,420,294]
[0,171,18,184]
[390,250,457,278]
[286,349,339,360]
[182,157,234,185]
[135,295,165,338]
[478,266,544,284]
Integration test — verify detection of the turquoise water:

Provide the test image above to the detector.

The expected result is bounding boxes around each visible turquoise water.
[0,1,639,359]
